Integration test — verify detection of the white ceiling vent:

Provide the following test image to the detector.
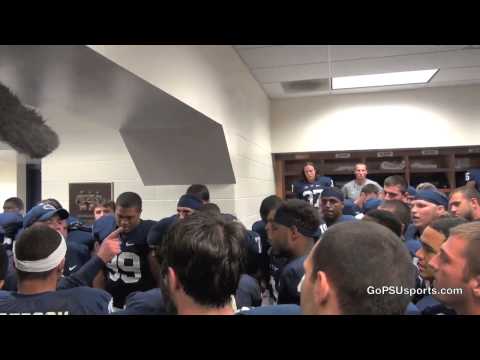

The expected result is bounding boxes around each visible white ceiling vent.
[281,78,330,93]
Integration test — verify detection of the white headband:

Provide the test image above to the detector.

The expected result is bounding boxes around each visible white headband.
[13,233,67,273]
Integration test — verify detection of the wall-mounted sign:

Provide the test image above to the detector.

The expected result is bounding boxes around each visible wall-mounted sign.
[294,154,309,160]
[421,149,439,156]
[335,153,351,159]
[377,151,394,157]
[69,182,114,225]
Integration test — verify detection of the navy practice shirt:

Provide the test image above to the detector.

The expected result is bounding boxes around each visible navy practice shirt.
[293,178,334,208]
[0,287,112,315]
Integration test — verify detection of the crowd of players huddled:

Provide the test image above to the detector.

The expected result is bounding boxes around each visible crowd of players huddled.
[1,163,480,315]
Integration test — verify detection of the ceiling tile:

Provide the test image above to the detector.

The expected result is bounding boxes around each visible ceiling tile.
[236,45,329,68]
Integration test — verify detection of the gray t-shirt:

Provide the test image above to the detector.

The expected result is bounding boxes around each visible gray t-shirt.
[341,179,382,201]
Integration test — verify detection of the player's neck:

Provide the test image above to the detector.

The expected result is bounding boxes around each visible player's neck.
[17,277,57,295]
[292,238,314,259]
[178,302,235,315]
[355,178,366,186]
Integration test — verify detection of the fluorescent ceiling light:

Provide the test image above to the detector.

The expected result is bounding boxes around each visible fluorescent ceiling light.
[331,69,439,90]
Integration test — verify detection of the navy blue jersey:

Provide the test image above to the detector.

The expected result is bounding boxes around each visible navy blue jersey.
[404,224,421,257]
[0,212,23,251]
[64,223,94,276]
[146,214,178,248]
[421,303,456,315]
[251,220,272,286]
[118,274,262,315]
[0,287,112,315]
[252,220,268,251]
[318,215,356,238]
[277,256,306,305]
[415,295,442,313]
[238,304,302,315]
[68,223,95,249]
[405,302,420,315]
[4,255,106,292]
[0,245,7,284]
[104,220,157,308]
[268,251,289,303]
[293,178,333,208]
[465,168,480,192]
[63,241,91,276]
[244,230,263,278]
[115,288,167,315]
[235,274,262,308]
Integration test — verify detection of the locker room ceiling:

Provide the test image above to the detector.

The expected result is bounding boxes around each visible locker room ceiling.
[0,45,235,185]
[234,45,480,98]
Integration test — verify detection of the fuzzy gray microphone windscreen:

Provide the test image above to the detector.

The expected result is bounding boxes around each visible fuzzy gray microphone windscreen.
[0,82,59,159]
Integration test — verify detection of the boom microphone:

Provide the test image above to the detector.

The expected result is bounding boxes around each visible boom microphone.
[0,82,59,159]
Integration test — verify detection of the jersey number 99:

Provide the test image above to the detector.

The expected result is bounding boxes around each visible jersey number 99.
[107,252,141,284]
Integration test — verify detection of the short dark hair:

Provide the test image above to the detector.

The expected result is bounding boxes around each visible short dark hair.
[95,199,116,211]
[116,192,142,210]
[259,195,282,222]
[416,182,438,191]
[4,197,24,211]
[40,198,63,210]
[186,184,210,203]
[450,186,480,202]
[14,225,63,282]
[161,212,245,308]
[361,184,379,195]
[0,245,8,282]
[276,199,320,236]
[429,216,468,239]
[311,221,415,314]
[199,203,221,216]
[301,161,318,182]
[379,200,411,231]
[363,209,403,237]
[384,175,407,193]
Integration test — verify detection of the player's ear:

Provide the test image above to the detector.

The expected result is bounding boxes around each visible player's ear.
[57,259,65,275]
[470,275,480,300]
[167,267,180,291]
[0,280,4,289]
[290,225,300,241]
[313,271,331,306]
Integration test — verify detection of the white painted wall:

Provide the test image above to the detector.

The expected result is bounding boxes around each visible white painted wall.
[0,150,19,206]
[42,46,274,228]
[271,84,480,153]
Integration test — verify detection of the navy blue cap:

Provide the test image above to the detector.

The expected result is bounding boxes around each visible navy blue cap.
[414,190,448,209]
[23,203,69,228]
[363,198,382,213]
[92,214,117,242]
[407,186,417,197]
[321,187,344,202]
[177,194,203,210]
[0,212,23,227]
[342,199,358,216]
